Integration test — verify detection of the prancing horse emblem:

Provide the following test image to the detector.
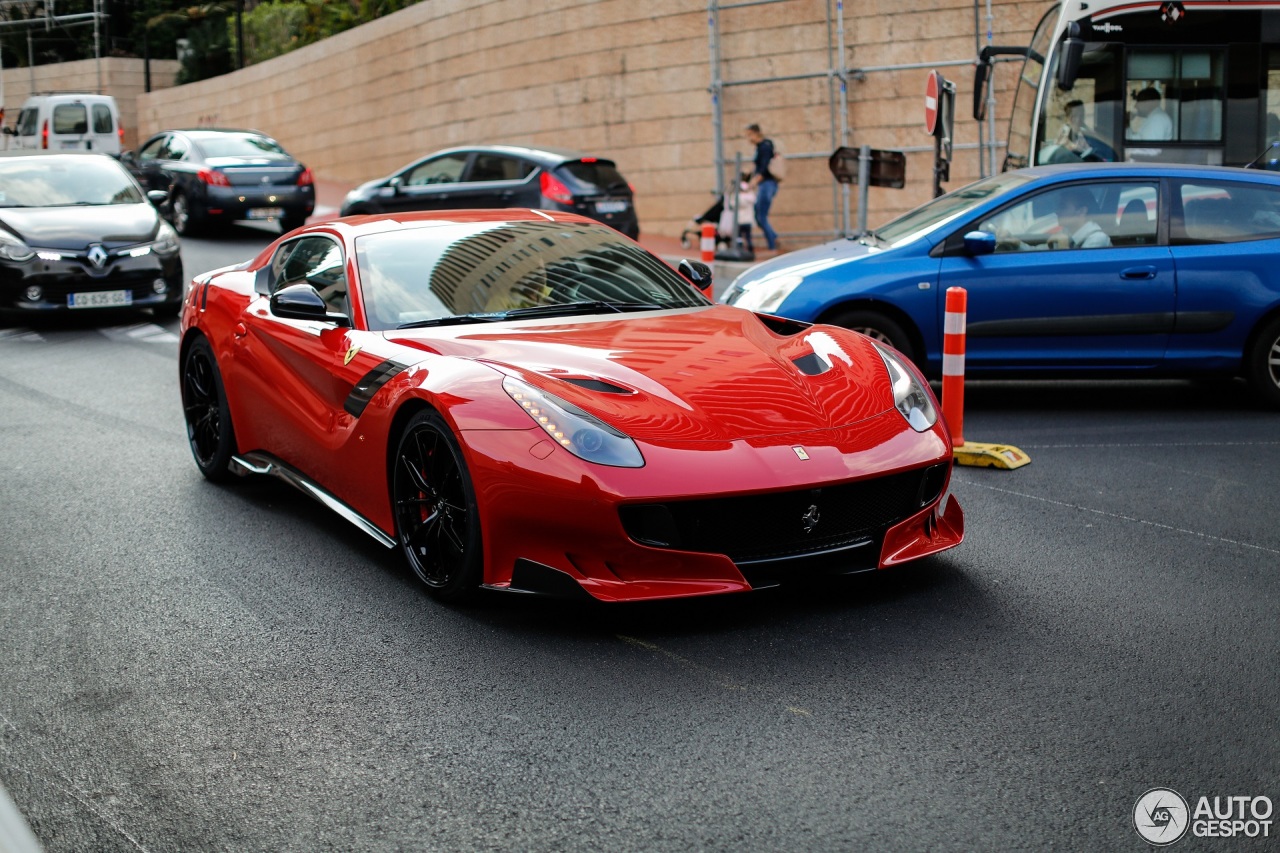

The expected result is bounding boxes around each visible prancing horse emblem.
[801,504,820,534]
[792,445,810,460]
[344,345,360,365]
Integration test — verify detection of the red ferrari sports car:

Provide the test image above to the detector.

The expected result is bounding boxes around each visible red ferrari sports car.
[179,210,963,602]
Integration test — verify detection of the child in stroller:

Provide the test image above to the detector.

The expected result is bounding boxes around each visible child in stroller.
[679,174,757,255]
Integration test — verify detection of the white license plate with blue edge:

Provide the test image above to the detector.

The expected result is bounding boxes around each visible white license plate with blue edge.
[69,290,131,308]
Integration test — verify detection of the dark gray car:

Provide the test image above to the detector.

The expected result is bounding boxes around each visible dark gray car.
[339,144,639,239]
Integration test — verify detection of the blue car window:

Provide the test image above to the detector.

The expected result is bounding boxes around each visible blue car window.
[1173,181,1280,244]
[981,182,1157,252]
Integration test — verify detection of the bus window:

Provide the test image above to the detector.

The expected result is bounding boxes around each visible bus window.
[1125,50,1224,144]
[1037,44,1122,166]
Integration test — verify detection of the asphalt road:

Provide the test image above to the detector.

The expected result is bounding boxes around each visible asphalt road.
[0,227,1276,852]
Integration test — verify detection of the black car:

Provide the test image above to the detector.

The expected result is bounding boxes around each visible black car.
[0,152,184,317]
[123,129,315,236]
[339,145,639,238]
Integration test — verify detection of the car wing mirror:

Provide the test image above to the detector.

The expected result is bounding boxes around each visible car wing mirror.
[388,176,404,195]
[145,189,168,206]
[677,259,714,299]
[270,283,350,327]
[963,231,997,256]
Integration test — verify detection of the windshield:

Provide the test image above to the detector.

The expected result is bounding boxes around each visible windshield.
[0,157,145,207]
[356,220,707,331]
[196,134,287,158]
[873,171,1033,246]
[1005,7,1056,170]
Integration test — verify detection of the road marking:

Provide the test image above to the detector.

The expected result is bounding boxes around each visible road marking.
[957,477,1280,556]
[0,328,45,342]
[102,323,178,343]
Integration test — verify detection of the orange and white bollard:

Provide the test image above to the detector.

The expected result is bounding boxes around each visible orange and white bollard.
[941,285,1031,470]
[942,287,967,446]
[700,222,716,263]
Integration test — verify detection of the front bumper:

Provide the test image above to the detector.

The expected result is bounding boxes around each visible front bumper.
[0,252,184,312]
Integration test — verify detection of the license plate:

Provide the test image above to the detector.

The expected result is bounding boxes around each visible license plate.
[69,290,131,308]
[247,207,284,220]
[595,200,628,214]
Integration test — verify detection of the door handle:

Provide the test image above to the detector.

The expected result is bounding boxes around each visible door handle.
[1120,266,1157,280]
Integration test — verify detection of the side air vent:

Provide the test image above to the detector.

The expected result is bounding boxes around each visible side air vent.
[792,352,832,376]
[560,377,633,394]
[755,313,810,336]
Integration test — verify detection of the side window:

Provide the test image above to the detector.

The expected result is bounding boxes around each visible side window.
[467,154,532,183]
[976,182,1157,252]
[160,136,189,161]
[92,104,114,134]
[52,104,88,134]
[138,136,167,161]
[1173,181,1280,245]
[405,153,468,186]
[272,237,348,313]
[15,109,36,136]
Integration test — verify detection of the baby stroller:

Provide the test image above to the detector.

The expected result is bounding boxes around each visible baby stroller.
[680,195,728,250]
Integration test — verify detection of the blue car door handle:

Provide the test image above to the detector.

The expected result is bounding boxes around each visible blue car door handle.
[1120,266,1157,280]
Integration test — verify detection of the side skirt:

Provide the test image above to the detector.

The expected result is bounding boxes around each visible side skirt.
[230,452,396,549]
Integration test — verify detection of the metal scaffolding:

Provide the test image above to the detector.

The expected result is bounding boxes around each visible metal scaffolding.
[707,0,1002,239]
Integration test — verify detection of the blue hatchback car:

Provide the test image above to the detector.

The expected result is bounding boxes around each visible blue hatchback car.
[721,163,1280,408]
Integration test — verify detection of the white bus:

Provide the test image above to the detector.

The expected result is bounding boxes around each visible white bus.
[978,0,1280,170]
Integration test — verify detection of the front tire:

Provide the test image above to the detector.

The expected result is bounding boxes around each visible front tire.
[392,410,483,601]
[828,309,917,365]
[1246,315,1280,410]
[170,191,202,237]
[181,336,237,482]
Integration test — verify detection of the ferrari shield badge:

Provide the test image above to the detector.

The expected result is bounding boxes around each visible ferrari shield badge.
[792,446,810,460]
[343,345,360,366]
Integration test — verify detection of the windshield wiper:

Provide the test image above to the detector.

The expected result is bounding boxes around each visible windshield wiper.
[502,300,667,318]
[395,301,668,329]
[396,312,509,329]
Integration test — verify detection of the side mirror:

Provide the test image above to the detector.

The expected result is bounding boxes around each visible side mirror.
[1055,23,1083,90]
[1,127,13,136]
[388,176,404,195]
[146,190,168,206]
[677,258,714,298]
[270,283,350,326]
[963,231,997,256]
[120,150,136,165]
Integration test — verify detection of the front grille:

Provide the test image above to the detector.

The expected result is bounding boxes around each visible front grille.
[620,465,945,565]
[37,271,160,303]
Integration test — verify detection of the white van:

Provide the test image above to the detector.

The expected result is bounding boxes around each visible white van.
[5,94,122,154]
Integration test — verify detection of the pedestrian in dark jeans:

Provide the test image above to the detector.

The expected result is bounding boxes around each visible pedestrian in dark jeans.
[745,123,780,252]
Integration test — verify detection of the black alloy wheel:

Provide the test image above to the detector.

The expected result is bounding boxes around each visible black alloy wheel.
[170,191,200,236]
[829,309,917,366]
[181,336,236,482]
[392,410,483,601]
[1247,315,1280,410]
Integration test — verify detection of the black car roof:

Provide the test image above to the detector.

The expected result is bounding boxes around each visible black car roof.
[429,144,610,168]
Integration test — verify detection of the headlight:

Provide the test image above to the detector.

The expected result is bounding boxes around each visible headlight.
[873,343,937,432]
[723,273,803,312]
[0,230,34,262]
[152,221,180,256]
[502,376,645,468]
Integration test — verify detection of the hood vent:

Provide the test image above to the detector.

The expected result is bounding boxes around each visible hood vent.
[560,376,633,395]
[792,352,832,376]
[755,313,810,336]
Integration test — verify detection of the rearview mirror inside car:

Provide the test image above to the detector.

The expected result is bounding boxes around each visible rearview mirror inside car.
[677,259,714,298]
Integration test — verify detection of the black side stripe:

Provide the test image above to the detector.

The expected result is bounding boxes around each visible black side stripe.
[344,359,411,418]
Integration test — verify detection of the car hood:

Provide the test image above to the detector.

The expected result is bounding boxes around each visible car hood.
[0,204,160,249]
[388,305,896,442]
[726,236,882,291]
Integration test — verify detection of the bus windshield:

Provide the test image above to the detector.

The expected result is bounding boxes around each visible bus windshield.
[1003,0,1280,169]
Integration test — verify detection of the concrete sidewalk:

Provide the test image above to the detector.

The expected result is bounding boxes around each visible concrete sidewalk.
[309,177,758,288]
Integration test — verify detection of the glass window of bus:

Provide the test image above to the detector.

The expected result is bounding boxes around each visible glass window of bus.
[1172,181,1280,245]
[1265,51,1280,146]
[1037,44,1123,166]
[1005,7,1056,170]
[1125,50,1224,144]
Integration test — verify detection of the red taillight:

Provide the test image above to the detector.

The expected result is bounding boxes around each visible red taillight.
[197,168,232,187]
[540,171,574,205]
[581,157,597,163]
[41,120,48,149]
[297,167,314,187]
[628,182,636,193]
[118,125,124,147]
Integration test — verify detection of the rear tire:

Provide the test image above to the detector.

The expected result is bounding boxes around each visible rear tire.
[1246,315,1280,410]
[392,410,483,601]
[170,191,202,237]
[828,309,917,365]
[181,336,236,482]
